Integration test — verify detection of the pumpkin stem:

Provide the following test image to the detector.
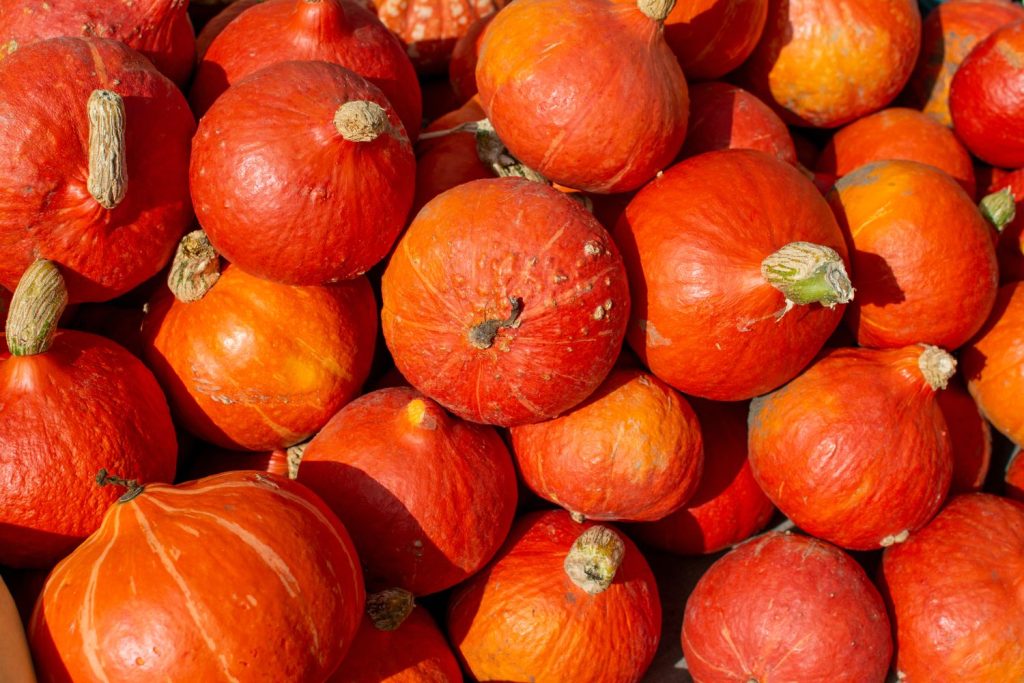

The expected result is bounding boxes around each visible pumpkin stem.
[918,345,957,391]
[285,441,308,480]
[979,188,1016,232]
[334,100,389,142]
[564,525,625,595]
[416,120,481,141]
[95,468,145,503]
[637,0,676,22]
[761,242,854,316]
[87,89,128,210]
[366,588,415,631]
[5,260,68,357]
[468,296,523,349]
[168,230,222,303]
[475,119,548,183]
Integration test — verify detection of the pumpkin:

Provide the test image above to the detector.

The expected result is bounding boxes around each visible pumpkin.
[613,149,851,401]
[879,493,1024,682]
[413,97,490,214]
[984,165,1024,283]
[1008,449,1024,501]
[382,177,630,427]
[939,376,992,495]
[663,0,768,80]
[682,532,893,683]
[449,11,495,103]
[29,470,365,681]
[827,160,998,350]
[950,20,1024,168]
[297,387,518,595]
[1,576,35,683]
[0,0,195,85]
[0,261,178,569]
[195,0,264,59]
[141,232,377,452]
[961,282,1024,446]
[627,399,775,556]
[190,60,415,286]
[509,366,704,522]
[679,81,797,165]
[448,510,661,682]
[475,0,688,193]
[0,37,194,304]
[816,107,977,197]
[741,0,920,128]
[749,344,955,550]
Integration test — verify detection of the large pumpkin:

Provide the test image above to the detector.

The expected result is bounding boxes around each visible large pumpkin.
[1,576,35,683]
[663,0,768,80]
[0,37,194,304]
[30,471,365,681]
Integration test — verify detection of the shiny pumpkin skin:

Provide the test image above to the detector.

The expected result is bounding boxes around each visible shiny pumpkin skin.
[509,367,704,522]
[682,532,892,683]
[2,574,39,682]
[0,331,178,568]
[741,0,921,128]
[298,388,518,595]
[950,21,1024,168]
[817,107,977,197]
[613,149,848,401]
[382,178,630,427]
[412,96,490,215]
[0,37,195,304]
[0,0,195,85]
[447,510,661,682]
[449,11,495,102]
[190,60,415,286]
[938,376,992,494]
[961,282,1024,446]
[985,164,1024,283]
[880,494,1024,682]
[663,0,768,80]
[828,160,998,350]
[29,472,365,682]
[476,0,688,193]
[141,265,377,452]
[748,346,953,550]
[627,399,775,556]
[190,0,422,136]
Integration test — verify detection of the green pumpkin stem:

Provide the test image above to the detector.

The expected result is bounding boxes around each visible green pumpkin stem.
[563,525,626,595]
[761,242,854,317]
[979,188,1016,232]
[168,230,222,303]
[96,468,145,503]
[5,259,68,357]
[366,588,415,631]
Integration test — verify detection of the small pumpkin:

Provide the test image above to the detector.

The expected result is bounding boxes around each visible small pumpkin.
[663,0,768,80]
[1,576,35,683]
[938,376,992,495]
[449,11,496,103]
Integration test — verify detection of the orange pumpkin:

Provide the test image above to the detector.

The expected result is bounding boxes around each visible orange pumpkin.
[938,376,992,495]
[984,166,1024,283]
[663,0,768,79]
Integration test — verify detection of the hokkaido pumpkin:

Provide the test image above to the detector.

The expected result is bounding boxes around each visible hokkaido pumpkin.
[195,0,264,59]
[29,471,365,681]
[938,376,992,495]
[0,37,194,304]
[190,60,415,285]
[0,261,178,568]
[449,11,495,102]
[1,576,36,683]
[663,0,768,79]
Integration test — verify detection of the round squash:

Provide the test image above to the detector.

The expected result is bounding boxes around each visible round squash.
[938,376,992,495]
[663,0,768,80]
[983,162,1024,284]
[449,11,496,102]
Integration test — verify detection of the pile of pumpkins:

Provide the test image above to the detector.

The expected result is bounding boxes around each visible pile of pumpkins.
[0,0,1022,681]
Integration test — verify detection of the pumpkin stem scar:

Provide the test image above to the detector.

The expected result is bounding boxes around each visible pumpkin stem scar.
[468,296,524,349]
[96,468,145,503]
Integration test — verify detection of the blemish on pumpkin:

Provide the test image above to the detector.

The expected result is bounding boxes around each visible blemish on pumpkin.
[583,241,602,256]
[552,273,568,284]
[593,306,605,320]
[638,319,671,347]
[997,41,1024,69]
[603,299,613,311]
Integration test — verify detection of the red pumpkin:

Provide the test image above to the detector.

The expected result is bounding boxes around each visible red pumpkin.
[817,107,977,197]
[939,376,992,494]
[0,0,194,85]
[1,261,178,568]
[828,160,998,350]
[449,11,495,102]
[985,166,1024,283]
[880,494,1024,682]
[613,149,851,401]
[1007,449,1024,501]
[0,37,194,304]
[682,532,892,682]
[749,345,955,550]
[413,97,490,214]
[448,510,661,682]
[195,0,270,60]
[30,471,365,681]
[741,0,920,128]
[382,177,630,427]
[475,0,688,193]
[298,388,518,595]
[663,0,768,79]
[1,577,35,683]
[190,60,415,285]
[627,399,775,555]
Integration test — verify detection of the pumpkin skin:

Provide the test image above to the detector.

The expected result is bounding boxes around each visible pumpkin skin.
[613,149,849,401]
[413,97,490,214]
[298,388,518,595]
[950,21,1024,168]
[817,108,976,198]
[476,0,688,193]
[447,510,661,682]
[141,265,377,452]
[741,0,921,128]
[828,160,998,350]
[449,11,495,102]
[0,0,195,86]
[195,0,263,59]
[627,399,775,556]
[510,367,704,522]
[29,471,365,682]
[748,345,954,550]
[682,532,893,683]
[0,38,195,304]
[1,576,36,683]
[939,376,992,494]
[190,60,415,286]
[879,494,1024,682]
[663,0,768,80]
[382,178,630,427]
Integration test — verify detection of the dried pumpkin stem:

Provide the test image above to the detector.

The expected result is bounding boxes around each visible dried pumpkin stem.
[87,90,128,210]
[475,119,548,183]
[96,468,145,503]
[5,259,67,357]
[637,0,676,22]
[366,588,415,631]
[334,100,389,142]
[468,296,523,349]
[285,441,308,480]
[168,230,221,303]
[564,525,626,595]
[979,188,1016,232]
[918,345,957,391]
[761,242,854,316]
[416,120,482,141]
